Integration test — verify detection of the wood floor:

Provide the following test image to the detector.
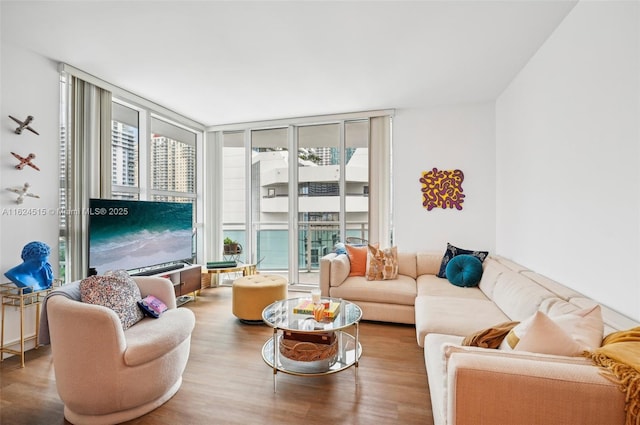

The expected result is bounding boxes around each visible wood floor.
[0,287,434,425]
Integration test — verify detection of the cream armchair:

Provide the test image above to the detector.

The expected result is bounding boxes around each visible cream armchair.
[45,276,196,425]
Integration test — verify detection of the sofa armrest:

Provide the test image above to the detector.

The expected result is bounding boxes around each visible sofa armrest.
[319,253,336,296]
[47,296,129,400]
[447,352,626,425]
[124,308,195,366]
[133,276,177,309]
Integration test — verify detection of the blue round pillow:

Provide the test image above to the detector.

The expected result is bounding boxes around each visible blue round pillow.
[445,254,483,287]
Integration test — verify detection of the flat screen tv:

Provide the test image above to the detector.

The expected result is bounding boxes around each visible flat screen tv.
[88,198,194,275]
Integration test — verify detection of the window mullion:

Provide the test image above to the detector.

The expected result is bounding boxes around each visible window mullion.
[339,120,346,243]
[139,110,150,200]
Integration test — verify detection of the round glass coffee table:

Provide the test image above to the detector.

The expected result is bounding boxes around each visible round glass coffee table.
[261,296,362,391]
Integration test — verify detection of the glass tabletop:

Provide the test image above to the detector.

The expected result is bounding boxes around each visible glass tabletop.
[262,297,362,332]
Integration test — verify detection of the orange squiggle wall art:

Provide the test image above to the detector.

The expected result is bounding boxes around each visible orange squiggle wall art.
[420,168,465,211]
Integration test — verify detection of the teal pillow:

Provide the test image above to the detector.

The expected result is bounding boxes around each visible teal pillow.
[445,254,483,287]
[437,243,488,278]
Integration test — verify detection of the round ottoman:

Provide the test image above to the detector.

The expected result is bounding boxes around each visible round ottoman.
[232,274,288,323]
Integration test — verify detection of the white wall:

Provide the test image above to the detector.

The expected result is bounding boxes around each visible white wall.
[1,43,61,352]
[496,1,639,320]
[393,103,496,254]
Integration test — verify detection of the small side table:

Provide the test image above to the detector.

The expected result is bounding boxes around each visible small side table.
[206,263,256,287]
[0,281,60,367]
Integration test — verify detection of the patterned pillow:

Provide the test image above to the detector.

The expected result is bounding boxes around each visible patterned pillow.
[366,244,399,281]
[437,242,489,278]
[80,270,144,330]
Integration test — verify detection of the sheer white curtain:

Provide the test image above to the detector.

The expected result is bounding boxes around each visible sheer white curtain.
[64,76,112,281]
[368,115,392,247]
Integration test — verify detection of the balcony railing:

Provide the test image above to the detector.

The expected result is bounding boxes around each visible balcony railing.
[222,221,368,272]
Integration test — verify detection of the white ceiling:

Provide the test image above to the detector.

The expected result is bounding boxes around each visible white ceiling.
[1,1,577,127]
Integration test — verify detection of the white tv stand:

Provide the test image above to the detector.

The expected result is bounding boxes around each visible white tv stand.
[150,264,202,307]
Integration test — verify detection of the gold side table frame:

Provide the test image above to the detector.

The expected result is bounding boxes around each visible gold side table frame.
[206,263,256,287]
[0,280,61,367]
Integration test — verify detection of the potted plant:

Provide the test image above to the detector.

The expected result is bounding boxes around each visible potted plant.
[224,237,241,255]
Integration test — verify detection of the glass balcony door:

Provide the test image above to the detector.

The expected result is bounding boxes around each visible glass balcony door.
[251,128,289,277]
[222,131,248,266]
[219,119,370,287]
[297,123,341,285]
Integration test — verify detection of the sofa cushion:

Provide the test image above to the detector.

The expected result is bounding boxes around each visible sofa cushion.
[329,275,416,306]
[416,275,489,299]
[416,251,443,277]
[445,254,483,287]
[437,242,489,278]
[415,295,510,345]
[492,255,530,273]
[397,252,417,279]
[477,258,506,299]
[569,297,640,337]
[539,297,583,316]
[521,270,583,301]
[346,244,368,277]
[80,271,144,330]
[329,254,350,287]
[491,270,555,321]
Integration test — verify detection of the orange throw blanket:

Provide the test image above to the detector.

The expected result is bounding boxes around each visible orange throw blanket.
[462,321,519,349]
[587,327,640,425]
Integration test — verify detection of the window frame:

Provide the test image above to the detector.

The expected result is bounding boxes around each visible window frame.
[206,110,393,286]
[111,99,199,204]
[59,63,206,281]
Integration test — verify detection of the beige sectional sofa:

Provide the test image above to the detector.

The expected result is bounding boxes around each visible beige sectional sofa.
[320,251,639,425]
[319,251,422,324]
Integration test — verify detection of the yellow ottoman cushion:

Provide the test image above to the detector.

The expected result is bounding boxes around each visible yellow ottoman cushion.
[232,274,288,322]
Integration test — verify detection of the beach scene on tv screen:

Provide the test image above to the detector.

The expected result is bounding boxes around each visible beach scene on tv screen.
[89,200,193,274]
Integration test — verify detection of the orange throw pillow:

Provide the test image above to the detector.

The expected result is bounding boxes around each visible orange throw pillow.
[345,244,368,277]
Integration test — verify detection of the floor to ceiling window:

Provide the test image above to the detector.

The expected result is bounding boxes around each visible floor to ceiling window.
[297,123,341,280]
[251,127,290,272]
[344,120,370,243]
[221,131,247,264]
[111,101,197,204]
[111,102,140,199]
[148,116,197,203]
[59,65,204,280]
[212,111,391,287]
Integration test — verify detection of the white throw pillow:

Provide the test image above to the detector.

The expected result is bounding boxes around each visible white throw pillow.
[548,304,603,351]
[499,311,584,356]
[538,299,605,350]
